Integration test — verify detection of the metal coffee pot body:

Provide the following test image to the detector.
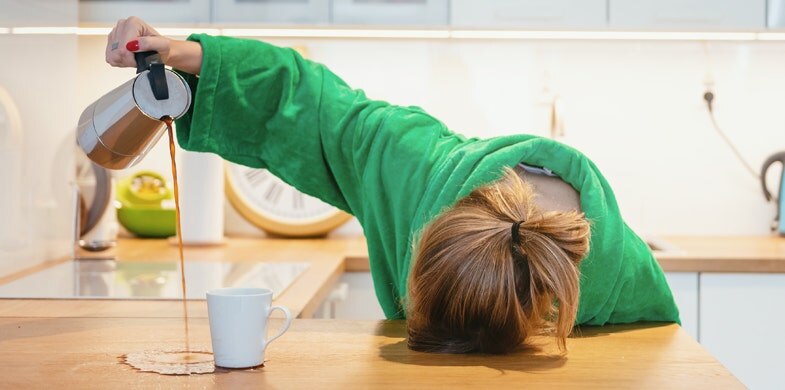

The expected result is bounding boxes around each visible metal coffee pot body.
[77,52,191,170]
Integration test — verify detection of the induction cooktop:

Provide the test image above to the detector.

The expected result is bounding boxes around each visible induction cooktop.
[0,259,309,300]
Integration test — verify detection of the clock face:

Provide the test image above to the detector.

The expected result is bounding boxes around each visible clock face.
[226,163,350,234]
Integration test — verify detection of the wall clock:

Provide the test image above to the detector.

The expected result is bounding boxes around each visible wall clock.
[225,163,352,237]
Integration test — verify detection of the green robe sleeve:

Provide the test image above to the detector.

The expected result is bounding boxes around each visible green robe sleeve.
[174,34,464,318]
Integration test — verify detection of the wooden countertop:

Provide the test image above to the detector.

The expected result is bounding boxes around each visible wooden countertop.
[345,235,785,273]
[0,235,782,323]
[0,299,742,389]
[656,235,785,272]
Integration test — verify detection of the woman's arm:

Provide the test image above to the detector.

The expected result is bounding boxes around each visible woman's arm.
[105,17,464,220]
[171,33,463,216]
[164,40,203,75]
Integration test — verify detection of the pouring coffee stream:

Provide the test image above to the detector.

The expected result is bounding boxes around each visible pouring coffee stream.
[164,116,191,353]
[77,51,194,353]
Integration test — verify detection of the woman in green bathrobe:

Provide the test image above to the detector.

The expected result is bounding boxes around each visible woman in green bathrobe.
[106,17,679,354]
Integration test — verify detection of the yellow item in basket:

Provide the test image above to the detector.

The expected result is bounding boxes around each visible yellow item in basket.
[116,171,176,238]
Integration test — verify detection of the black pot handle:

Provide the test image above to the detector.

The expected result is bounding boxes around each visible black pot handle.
[134,51,169,101]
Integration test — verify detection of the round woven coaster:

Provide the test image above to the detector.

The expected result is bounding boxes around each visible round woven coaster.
[122,349,215,375]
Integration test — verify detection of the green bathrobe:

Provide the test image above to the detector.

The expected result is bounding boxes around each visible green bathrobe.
[175,35,680,326]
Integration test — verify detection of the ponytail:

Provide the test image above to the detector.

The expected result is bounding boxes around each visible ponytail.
[512,211,588,350]
[407,168,590,354]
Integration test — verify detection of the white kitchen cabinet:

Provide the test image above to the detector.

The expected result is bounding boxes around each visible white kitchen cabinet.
[212,0,329,25]
[0,0,77,27]
[79,0,211,24]
[663,272,699,341]
[700,273,785,390]
[768,0,785,28]
[332,0,448,26]
[315,272,385,320]
[450,0,606,29]
[609,0,766,30]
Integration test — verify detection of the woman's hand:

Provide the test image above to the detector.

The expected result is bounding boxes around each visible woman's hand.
[105,16,203,75]
[105,16,170,68]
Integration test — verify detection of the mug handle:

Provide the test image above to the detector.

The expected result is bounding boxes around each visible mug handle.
[265,305,292,347]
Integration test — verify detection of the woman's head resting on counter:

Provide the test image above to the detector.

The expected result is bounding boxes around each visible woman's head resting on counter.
[407,169,590,354]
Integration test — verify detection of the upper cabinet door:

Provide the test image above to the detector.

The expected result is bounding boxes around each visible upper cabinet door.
[332,0,448,26]
[212,0,329,24]
[451,0,607,29]
[79,0,211,24]
[768,0,785,28]
[0,0,77,27]
[609,0,766,30]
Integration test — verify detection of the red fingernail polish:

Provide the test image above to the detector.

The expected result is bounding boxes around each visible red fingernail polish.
[126,40,139,52]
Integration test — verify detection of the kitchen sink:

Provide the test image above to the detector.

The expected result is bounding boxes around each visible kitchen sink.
[645,237,684,255]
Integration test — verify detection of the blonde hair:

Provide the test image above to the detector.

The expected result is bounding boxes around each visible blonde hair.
[407,168,590,354]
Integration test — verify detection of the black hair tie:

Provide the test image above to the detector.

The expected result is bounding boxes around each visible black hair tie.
[511,220,523,246]
[510,220,531,293]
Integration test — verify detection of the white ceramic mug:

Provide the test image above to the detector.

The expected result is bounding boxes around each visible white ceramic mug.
[206,287,292,368]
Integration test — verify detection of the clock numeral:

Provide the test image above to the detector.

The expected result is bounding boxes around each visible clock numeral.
[264,182,283,204]
[245,169,268,187]
[293,192,304,209]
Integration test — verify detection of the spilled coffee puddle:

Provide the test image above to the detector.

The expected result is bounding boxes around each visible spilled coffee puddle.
[122,350,215,375]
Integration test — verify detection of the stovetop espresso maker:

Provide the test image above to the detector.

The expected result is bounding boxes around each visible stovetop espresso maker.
[77,51,191,170]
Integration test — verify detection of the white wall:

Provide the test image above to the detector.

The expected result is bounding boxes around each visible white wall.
[76,35,785,237]
[0,1,78,275]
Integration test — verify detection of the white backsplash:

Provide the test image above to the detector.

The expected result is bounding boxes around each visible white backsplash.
[74,36,785,237]
[0,34,78,274]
